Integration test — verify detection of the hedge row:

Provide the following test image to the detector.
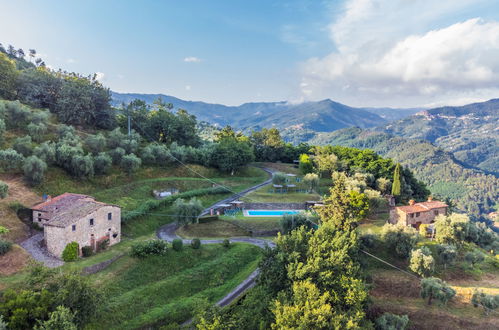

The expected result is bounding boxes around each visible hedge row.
[122,186,230,222]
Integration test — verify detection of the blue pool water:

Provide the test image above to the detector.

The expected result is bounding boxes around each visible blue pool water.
[246,210,300,217]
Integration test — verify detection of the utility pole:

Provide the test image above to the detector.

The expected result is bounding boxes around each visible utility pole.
[126,103,131,142]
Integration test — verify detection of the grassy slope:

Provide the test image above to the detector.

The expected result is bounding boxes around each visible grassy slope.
[87,243,262,329]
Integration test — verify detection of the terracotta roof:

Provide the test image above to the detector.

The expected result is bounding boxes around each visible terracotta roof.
[44,198,116,228]
[32,193,91,211]
[396,200,448,214]
[33,193,119,228]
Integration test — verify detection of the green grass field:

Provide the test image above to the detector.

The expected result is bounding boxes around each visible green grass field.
[177,220,250,238]
[87,243,262,329]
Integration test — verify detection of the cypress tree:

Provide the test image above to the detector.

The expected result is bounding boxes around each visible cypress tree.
[391,163,402,197]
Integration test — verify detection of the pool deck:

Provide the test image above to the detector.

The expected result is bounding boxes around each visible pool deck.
[243,210,302,217]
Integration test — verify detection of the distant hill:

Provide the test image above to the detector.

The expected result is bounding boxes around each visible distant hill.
[112,92,416,133]
[308,127,498,219]
[377,99,499,175]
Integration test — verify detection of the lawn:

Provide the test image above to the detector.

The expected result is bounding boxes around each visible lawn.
[176,220,250,238]
[86,243,263,329]
[242,183,321,203]
[221,212,282,234]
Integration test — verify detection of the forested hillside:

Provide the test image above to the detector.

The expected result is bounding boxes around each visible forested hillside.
[112,92,392,132]
[310,128,498,218]
[378,99,499,175]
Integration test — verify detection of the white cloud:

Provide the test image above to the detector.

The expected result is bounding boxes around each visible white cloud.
[300,0,499,107]
[95,72,105,81]
[183,56,202,63]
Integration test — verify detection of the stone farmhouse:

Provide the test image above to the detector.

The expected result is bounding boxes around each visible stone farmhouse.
[389,197,448,229]
[31,193,121,258]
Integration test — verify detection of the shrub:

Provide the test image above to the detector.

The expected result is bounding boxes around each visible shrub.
[298,153,314,174]
[120,153,141,175]
[409,247,435,277]
[359,233,378,249]
[434,213,469,246]
[375,312,409,330]
[222,239,230,248]
[131,239,168,257]
[420,277,456,305]
[0,239,12,255]
[471,290,499,315]
[0,181,8,198]
[55,143,83,169]
[81,246,93,257]
[62,242,79,262]
[464,251,484,267]
[380,223,419,259]
[272,172,287,185]
[97,239,109,251]
[23,156,47,186]
[191,238,201,249]
[172,238,183,251]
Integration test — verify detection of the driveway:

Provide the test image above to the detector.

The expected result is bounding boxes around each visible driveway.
[20,232,64,268]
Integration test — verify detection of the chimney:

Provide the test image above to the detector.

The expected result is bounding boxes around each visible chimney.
[409,200,415,206]
[46,195,52,202]
[427,196,433,202]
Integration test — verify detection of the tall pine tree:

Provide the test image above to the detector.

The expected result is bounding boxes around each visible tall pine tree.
[391,163,402,198]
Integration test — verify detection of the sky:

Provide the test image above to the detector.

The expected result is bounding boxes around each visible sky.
[2,0,499,108]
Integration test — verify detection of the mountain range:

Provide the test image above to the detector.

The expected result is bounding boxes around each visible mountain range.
[111,92,420,132]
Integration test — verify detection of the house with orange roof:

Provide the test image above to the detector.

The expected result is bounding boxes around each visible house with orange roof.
[389,197,448,229]
[32,193,121,258]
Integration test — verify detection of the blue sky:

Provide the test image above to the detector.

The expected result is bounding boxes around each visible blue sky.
[2,0,499,107]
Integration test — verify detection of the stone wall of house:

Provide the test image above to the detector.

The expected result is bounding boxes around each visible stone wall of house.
[32,210,50,225]
[44,205,121,258]
[406,207,447,226]
[389,207,407,225]
[242,202,306,210]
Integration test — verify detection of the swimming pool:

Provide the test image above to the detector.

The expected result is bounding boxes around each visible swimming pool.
[244,210,302,217]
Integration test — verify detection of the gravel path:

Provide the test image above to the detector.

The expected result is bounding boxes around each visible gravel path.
[157,167,277,325]
[20,232,64,268]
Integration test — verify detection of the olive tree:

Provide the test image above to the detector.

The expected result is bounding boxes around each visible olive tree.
[85,133,106,154]
[27,122,47,142]
[436,244,457,269]
[33,142,56,165]
[172,197,203,226]
[93,152,112,175]
[70,155,94,179]
[434,213,469,246]
[272,172,287,185]
[420,277,456,305]
[464,251,484,267]
[13,135,33,157]
[23,156,47,186]
[0,149,24,171]
[303,173,319,193]
[471,290,499,315]
[108,147,125,165]
[380,223,419,259]
[120,153,141,175]
[409,247,435,277]
[375,313,409,330]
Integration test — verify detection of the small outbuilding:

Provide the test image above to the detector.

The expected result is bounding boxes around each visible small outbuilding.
[32,193,121,258]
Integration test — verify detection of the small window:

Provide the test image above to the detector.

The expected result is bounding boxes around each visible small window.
[38,219,41,222]
[72,224,76,231]
[410,214,414,218]
[89,218,94,226]
[38,213,41,217]
[108,228,111,231]
[108,212,112,220]
[416,212,420,217]
[434,211,439,216]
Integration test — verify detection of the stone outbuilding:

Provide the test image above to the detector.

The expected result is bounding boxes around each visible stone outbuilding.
[31,193,121,258]
[389,197,448,229]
